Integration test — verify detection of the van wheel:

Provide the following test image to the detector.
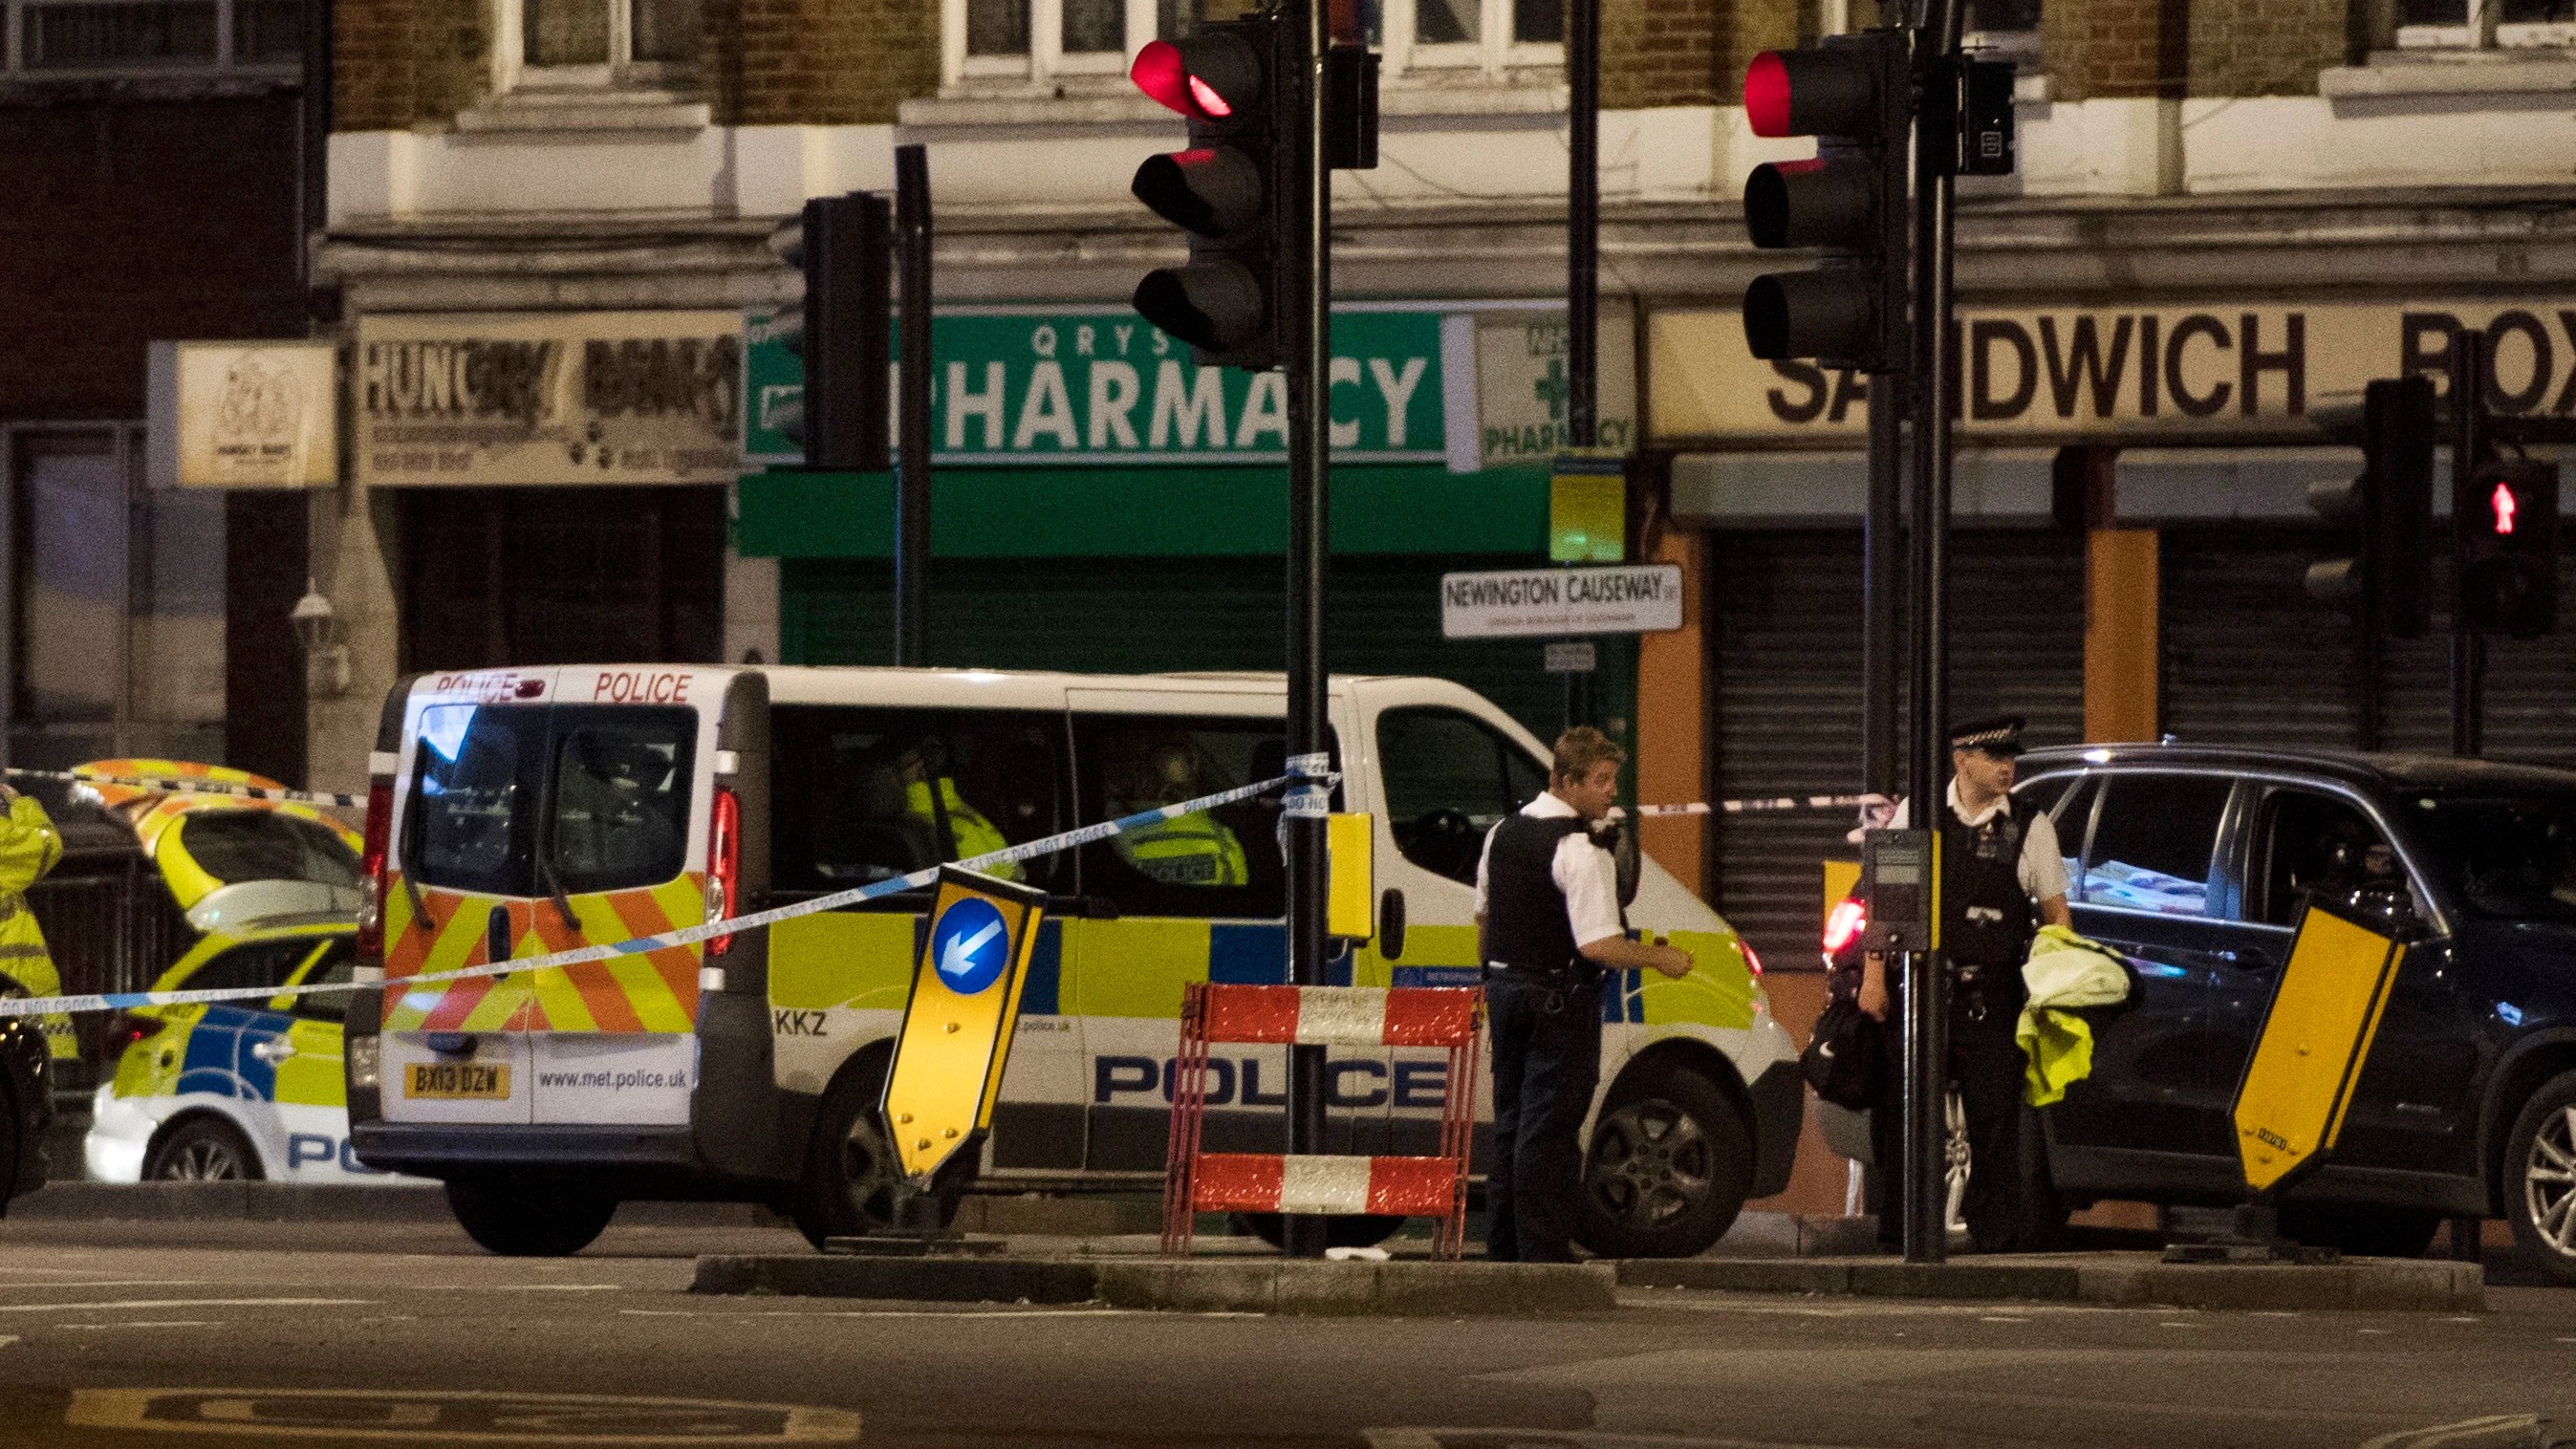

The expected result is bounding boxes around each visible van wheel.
[2277,1202,2442,1260]
[444,1172,616,1257]
[2503,1069,2576,1286]
[1230,1213,1405,1251]
[789,1050,964,1250]
[146,1118,263,1181]
[1574,1062,1753,1260]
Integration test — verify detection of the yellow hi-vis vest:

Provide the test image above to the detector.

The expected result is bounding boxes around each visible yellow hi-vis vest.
[0,795,69,1060]
[905,779,1023,882]
[1114,811,1250,888]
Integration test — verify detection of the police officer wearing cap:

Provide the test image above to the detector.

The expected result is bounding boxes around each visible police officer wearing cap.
[1857,714,2071,1253]
[1475,726,1692,1263]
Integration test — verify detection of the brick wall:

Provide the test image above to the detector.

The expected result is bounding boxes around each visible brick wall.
[709,0,938,125]
[1601,0,1802,110]
[2187,0,2353,97]
[0,95,304,421]
[2041,0,2186,101]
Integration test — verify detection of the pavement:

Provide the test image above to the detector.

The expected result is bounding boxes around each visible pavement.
[0,1218,2568,1449]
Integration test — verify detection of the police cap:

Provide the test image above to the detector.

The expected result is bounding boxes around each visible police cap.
[1947,715,2026,757]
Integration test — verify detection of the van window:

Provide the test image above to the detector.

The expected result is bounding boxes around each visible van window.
[405,703,697,897]
[770,707,1069,896]
[2083,774,2233,918]
[1073,715,1325,919]
[1376,706,1548,886]
[176,813,361,890]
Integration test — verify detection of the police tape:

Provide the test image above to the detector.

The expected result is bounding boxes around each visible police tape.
[5,768,364,810]
[0,768,1335,1023]
[1617,794,1893,817]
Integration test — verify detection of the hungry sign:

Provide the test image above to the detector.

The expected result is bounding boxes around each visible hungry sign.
[1652,302,2576,439]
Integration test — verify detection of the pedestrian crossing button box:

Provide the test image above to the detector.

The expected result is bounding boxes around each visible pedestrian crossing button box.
[1861,828,1936,955]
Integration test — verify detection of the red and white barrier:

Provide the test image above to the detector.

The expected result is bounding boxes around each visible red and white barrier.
[1191,1153,1460,1218]
[1200,984,1481,1049]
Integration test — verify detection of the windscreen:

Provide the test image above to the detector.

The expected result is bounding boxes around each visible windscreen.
[405,703,697,897]
[176,812,361,890]
[2406,792,2576,923]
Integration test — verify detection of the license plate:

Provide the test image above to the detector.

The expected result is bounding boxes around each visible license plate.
[404,1062,509,1100]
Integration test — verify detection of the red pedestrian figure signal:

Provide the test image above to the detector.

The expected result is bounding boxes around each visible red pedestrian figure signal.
[2493,480,2518,535]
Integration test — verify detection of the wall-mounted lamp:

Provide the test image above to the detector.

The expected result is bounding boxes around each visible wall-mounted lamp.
[291,578,350,699]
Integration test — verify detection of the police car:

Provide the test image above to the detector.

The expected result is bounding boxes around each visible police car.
[75,764,394,1183]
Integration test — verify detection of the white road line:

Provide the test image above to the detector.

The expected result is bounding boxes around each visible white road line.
[0,1281,210,1291]
[0,1335,18,1348]
[415,1283,624,1292]
[58,1322,222,1330]
[617,1308,1261,1320]
[0,1298,369,1314]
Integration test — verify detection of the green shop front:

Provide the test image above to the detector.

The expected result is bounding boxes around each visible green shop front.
[735,302,1639,742]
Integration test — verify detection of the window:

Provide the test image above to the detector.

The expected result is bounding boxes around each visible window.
[2397,0,2574,48]
[948,0,1154,84]
[185,939,320,997]
[284,938,357,1022]
[2027,774,2096,898]
[769,707,1070,897]
[1072,714,1330,919]
[1376,0,1561,76]
[404,703,697,898]
[2253,791,2416,929]
[1377,706,1547,886]
[2082,774,2233,919]
[2408,791,2576,923]
[177,813,361,892]
[8,0,300,76]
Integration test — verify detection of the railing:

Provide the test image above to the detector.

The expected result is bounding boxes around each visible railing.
[24,856,192,1095]
[4,0,302,79]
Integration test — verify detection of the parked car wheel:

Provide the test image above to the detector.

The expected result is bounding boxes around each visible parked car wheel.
[2503,1069,2576,1287]
[444,1171,617,1257]
[1574,1061,1753,1259]
[2277,1202,2442,1260]
[789,1049,963,1250]
[145,1117,263,1181]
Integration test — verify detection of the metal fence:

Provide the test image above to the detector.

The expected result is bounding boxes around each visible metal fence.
[25,854,192,1097]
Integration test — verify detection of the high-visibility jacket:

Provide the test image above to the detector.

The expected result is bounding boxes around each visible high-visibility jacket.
[0,794,69,1061]
[1114,811,1249,888]
[2016,924,2131,1107]
[906,779,1023,882]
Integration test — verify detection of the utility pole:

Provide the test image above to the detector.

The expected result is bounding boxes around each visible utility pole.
[2450,332,2487,759]
[1279,0,1333,1261]
[1901,0,1963,1266]
[1567,0,1597,451]
[894,144,933,668]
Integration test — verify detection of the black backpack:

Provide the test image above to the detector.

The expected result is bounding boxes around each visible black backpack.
[1801,995,1883,1110]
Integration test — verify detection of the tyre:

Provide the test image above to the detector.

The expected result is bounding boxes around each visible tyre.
[444,1171,617,1257]
[788,1049,964,1251]
[1573,1062,1754,1259]
[1230,1213,1406,1251]
[145,1116,263,1181]
[2278,1202,2443,1260]
[2502,1069,2576,1286]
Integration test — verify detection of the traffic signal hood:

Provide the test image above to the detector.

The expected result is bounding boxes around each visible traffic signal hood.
[1737,32,1910,372]
[766,194,890,472]
[1128,22,1285,369]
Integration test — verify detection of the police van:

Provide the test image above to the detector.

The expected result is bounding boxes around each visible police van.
[344,667,1802,1257]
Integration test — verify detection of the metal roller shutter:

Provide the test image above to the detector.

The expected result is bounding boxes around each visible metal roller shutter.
[1705,528,2085,969]
[779,555,1571,743]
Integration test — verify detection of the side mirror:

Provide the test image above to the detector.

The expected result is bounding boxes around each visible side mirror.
[1378,887,1406,962]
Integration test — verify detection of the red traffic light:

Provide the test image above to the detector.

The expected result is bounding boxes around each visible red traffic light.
[1745,51,1792,138]
[2492,479,2520,536]
[1131,33,1261,122]
[1741,45,1887,141]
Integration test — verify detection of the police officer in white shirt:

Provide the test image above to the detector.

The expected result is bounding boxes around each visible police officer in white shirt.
[1857,714,2072,1252]
[1473,726,1691,1263]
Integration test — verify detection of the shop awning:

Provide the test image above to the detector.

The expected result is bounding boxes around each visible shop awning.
[736,464,1549,559]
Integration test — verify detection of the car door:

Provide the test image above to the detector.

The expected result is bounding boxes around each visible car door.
[2218,783,2481,1179]
[1063,693,1377,1172]
[265,937,375,1179]
[2053,769,2244,1163]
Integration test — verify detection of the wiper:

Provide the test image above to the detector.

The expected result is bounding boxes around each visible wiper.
[536,848,583,939]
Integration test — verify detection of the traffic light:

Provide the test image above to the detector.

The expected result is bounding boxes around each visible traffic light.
[1129,19,1285,369]
[2458,460,2560,638]
[767,193,890,471]
[2306,376,2435,638]
[1739,32,1911,372]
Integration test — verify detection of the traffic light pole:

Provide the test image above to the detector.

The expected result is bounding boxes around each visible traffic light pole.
[2451,333,2487,759]
[895,145,934,669]
[1566,0,1597,450]
[1281,0,1333,1262]
[1902,0,1962,1266]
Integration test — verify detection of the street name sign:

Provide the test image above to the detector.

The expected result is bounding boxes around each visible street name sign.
[880,866,1049,1184]
[1440,564,1684,639]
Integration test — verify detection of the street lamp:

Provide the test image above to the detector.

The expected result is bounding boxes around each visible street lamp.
[291,578,349,699]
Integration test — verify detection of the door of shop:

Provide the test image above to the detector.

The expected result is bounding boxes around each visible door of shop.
[398,486,725,672]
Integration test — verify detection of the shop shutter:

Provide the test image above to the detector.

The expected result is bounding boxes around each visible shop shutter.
[779,555,1569,743]
[1704,528,2084,969]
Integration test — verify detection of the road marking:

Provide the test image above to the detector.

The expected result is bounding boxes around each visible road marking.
[617,1307,1259,1320]
[2359,1328,2391,1335]
[1977,1315,2027,1324]
[59,1322,222,1330]
[0,1281,210,1291]
[0,1298,368,1315]
[418,1284,624,1292]
[2359,1415,2543,1449]
[0,1335,18,1348]
[66,1389,862,1443]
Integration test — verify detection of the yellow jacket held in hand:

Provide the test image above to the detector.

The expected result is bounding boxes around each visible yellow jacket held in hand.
[0,793,69,1060]
[2017,924,2132,1108]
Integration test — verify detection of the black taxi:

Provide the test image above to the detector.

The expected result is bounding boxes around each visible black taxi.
[2011,743,2576,1279]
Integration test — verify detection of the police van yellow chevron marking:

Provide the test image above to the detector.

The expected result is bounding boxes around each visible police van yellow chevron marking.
[379,876,705,1034]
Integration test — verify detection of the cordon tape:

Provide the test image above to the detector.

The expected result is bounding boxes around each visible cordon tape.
[0,768,1336,1022]
[1618,793,1892,817]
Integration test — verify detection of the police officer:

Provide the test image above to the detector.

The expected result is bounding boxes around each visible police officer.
[1474,726,1691,1263]
[1858,714,2070,1253]
[0,781,68,1065]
